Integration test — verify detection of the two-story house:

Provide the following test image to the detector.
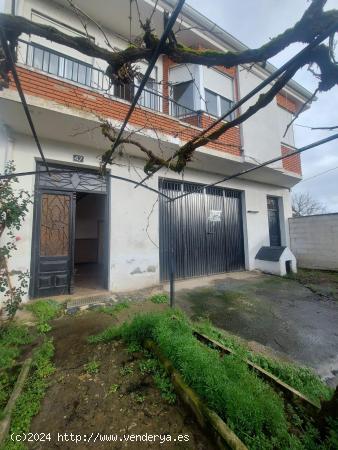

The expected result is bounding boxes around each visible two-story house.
[0,0,311,300]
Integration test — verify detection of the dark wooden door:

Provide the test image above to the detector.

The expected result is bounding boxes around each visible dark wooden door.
[35,191,74,297]
[267,196,281,247]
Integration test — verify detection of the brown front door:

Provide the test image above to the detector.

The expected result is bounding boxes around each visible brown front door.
[34,191,74,297]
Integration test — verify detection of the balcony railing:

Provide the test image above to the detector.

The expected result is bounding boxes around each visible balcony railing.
[18,40,201,126]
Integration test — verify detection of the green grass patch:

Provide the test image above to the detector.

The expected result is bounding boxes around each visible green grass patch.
[288,269,338,300]
[195,319,332,405]
[89,310,336,449]
[148,293,168,304]
[97,301,129,316]
[0,325,33,413]
[87,325,122,344]
[1,338,55,450]
[84,360,100,375]
[26,300,61,333]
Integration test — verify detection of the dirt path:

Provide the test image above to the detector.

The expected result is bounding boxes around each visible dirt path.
[29,307,215,450]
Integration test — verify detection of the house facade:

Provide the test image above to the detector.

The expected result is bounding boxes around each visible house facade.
[0,0,310,300]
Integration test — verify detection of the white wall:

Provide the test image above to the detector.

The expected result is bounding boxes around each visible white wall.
[289,214,338,270]
[203,67,234,100]
[278,106,295,148]
[3,130,293,299]
[238,68,283,168]
[0,123,12,171]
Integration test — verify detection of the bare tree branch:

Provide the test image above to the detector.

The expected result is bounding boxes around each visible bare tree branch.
[292,192,327,216]
[283,88,318,138]
[0,0,338,175]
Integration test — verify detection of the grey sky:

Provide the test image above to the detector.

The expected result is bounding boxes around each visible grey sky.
[188,0,338,211]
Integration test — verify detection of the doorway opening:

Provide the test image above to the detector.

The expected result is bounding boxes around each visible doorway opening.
[74,193,106,291]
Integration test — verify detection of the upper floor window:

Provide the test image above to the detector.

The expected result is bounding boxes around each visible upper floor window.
[205,89,234,120]
[172,81,194,110]
[24,40,102,88]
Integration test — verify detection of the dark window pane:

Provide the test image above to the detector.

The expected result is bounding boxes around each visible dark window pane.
[172,82,194,111]
[220,96,233,119]
[114,82,133,102]
[139,77,157,110]
[205,89,218,117]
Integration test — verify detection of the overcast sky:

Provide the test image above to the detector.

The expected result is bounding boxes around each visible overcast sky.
[188,0,338,212]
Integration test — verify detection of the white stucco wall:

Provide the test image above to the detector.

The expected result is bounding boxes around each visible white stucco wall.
[238,68,283,169]
[289,214,338,270]
[278,105,295,148]
[202,67,234,100]
[1,131,293,300]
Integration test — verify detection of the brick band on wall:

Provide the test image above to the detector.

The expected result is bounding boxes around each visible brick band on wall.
[11,67,241,157]
[281,145,302,175]
[276,93,299,114]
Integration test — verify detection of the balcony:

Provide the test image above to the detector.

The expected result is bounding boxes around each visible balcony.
[18,40,202,127]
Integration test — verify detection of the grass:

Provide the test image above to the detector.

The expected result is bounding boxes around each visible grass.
[120,365,134,376]
[0,324,33,413]
[149,293,168,304]
[108,383,119,394]
[26,300,61,333]
[89,310,336,450]
[84,360,100,375]
[288,269,338,300]
[1,338,55,450]
[195,319,333,405]
[97,301,130,316]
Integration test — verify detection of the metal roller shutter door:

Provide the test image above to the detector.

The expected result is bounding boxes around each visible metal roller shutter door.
[159,179,245,281]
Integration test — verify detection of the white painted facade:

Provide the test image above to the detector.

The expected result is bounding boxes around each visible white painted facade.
[0,0,311,301]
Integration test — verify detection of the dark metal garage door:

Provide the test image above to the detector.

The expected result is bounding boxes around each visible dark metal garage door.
[159,179,245,281]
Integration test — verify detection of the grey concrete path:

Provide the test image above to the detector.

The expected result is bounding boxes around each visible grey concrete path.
[175,271,338,387]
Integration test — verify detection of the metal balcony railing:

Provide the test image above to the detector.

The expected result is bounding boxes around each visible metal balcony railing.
[18,40,201,126]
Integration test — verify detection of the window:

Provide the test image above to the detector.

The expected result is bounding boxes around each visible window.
[220,96,233,118]
[114,81,134,102]
[172,81,194,110]
[205,89,234,120]
[138,78,159,111]
[205,90,218,117]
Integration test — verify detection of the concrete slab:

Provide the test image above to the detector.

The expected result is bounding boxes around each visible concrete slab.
[175,272,338,387]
